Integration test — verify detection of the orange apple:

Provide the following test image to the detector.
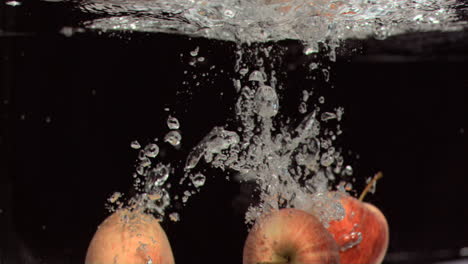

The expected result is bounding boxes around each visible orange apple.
[327,173,389,264]
[85,209,175,264]
[243,208,340,264]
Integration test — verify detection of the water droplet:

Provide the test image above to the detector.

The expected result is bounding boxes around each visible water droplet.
[131,140,141,149]
[45,116,51,123]
[167,116,180,130]
[164,131,181,146]
[197,57,205,62]
[190,173,206,188]
[254,85,279,118]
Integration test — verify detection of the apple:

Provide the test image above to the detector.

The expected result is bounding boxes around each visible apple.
[327,173,389,264]
[85,209,175,264]
[243,208,340,264]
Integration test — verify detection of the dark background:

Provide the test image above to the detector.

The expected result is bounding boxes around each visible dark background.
[1,1,468,264]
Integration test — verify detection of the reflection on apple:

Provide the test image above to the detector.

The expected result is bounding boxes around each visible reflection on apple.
[85,209,175,264]
[243,208,340,264]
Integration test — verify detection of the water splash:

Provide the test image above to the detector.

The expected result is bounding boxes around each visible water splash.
[78,0,466,48]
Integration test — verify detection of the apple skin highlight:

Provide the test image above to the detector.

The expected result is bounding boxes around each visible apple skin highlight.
[85,209,175,264]
[243,208,340,264]
[327,195,389,264]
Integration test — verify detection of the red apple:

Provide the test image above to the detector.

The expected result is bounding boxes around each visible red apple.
[85,209,175,264]
[327,175,389,264]
[243,208,340,264]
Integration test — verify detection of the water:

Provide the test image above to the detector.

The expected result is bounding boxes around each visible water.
[118,43,352,228]
[77,0,467,52]
[2,0,468,263]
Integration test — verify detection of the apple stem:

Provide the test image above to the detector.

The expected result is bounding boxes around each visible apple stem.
[358,171,383,202]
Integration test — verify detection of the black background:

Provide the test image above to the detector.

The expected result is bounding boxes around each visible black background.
[1,1,468,264]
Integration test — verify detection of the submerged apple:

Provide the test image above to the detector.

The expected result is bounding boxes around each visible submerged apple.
[327,173,389,264]
[85,209,175,264]
[243,208,340,264]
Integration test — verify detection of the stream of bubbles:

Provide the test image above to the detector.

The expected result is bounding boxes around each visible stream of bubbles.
[94,0,466,252]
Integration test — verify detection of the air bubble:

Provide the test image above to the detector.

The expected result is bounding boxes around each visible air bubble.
[309,63,319,70]
[131,140,141,149]
[6,1,21,6]
[339,232,363,251]
[320,153,335,167]
[248,70,267,83]
[190,173,206,188]
[344,165,353,176]
[224,9,235,18]
[164,131,181,146]
[169,212,180,222]
[298,102,307,114]
[167,116,180,130]
[108,192,121,203]
[190,46,199,56]
[322,69,330,82]
[136,165,146,175]
[321,112,337,121]
[144,143,159,158]
[335,107,344,121]
[302,90,310,102]
[254,85,279,118]
[239,68,249,76]
[139,157,152,168]
[318,96,325,104]
[147,165,170,187]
